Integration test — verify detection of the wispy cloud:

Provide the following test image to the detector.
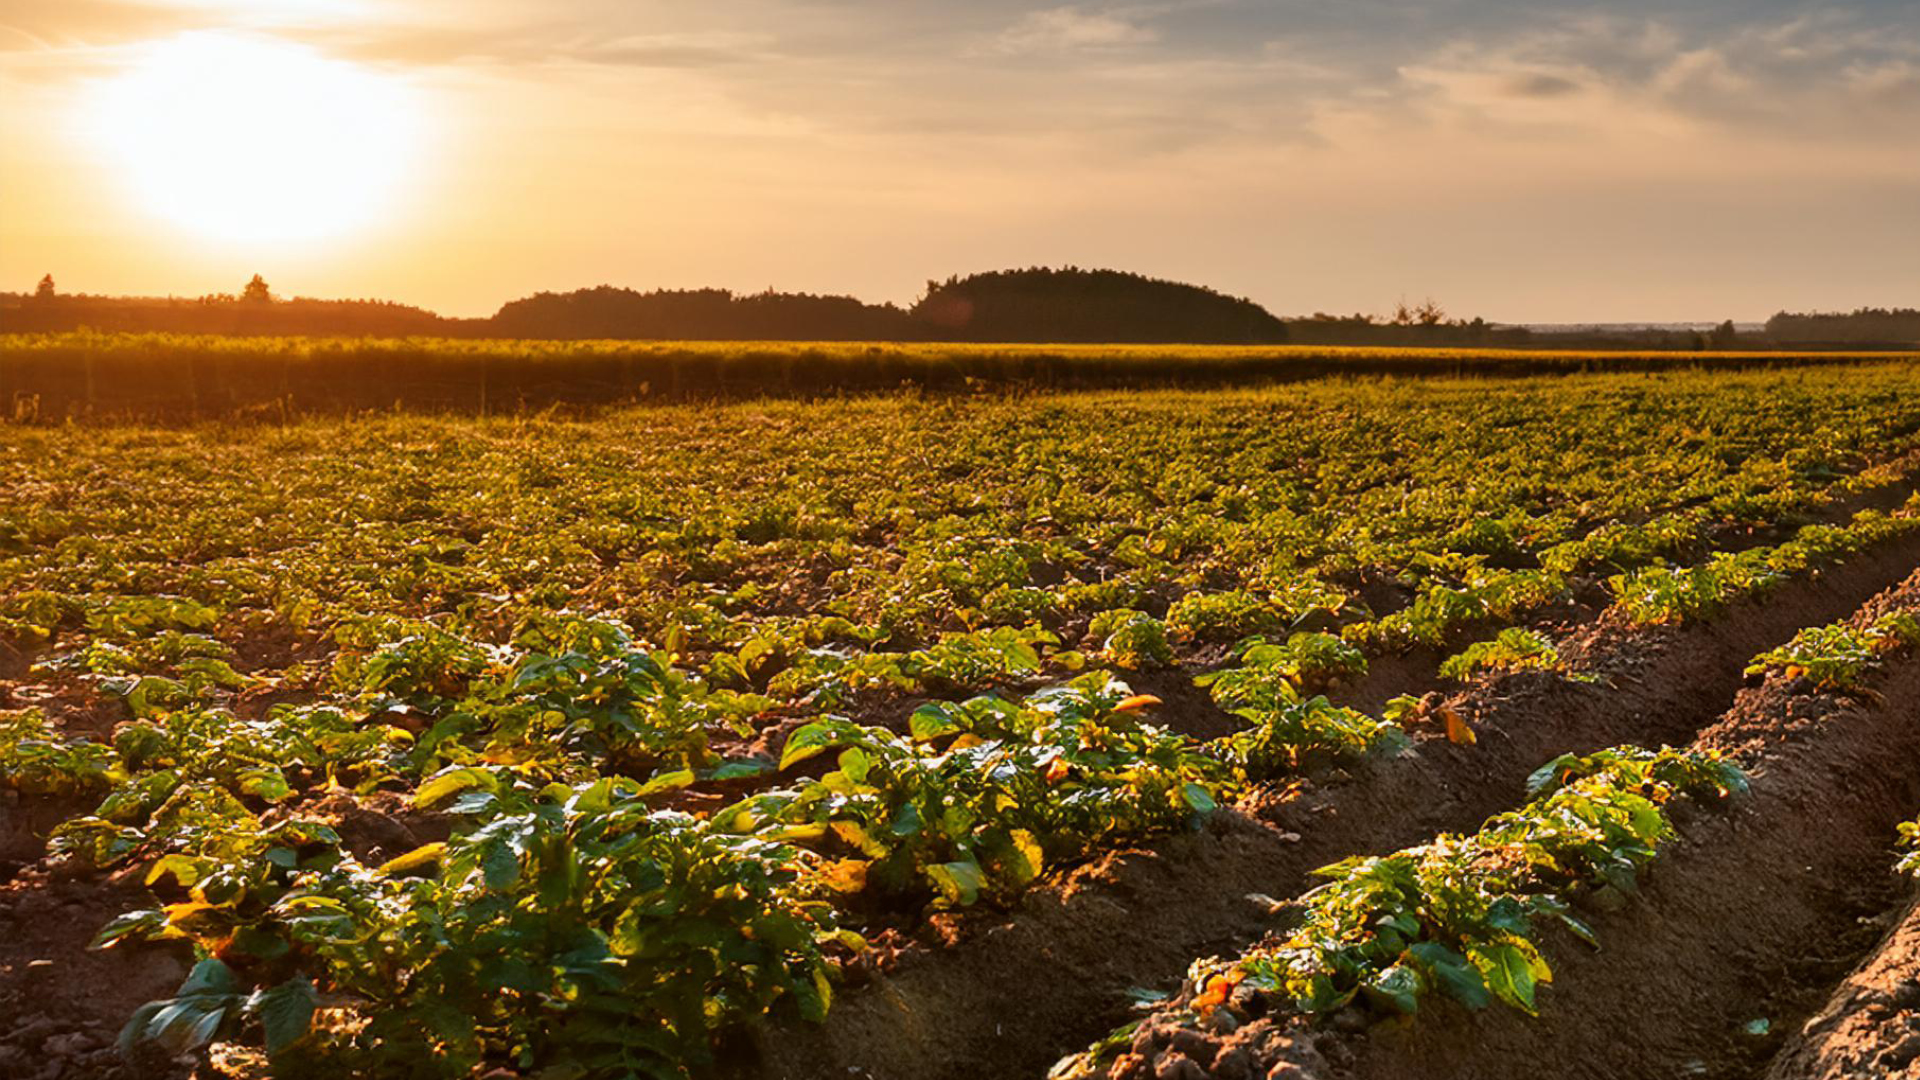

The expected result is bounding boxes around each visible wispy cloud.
[995,5,1159,55]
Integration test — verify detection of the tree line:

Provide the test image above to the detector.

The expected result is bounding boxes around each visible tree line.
[1766,308,1920,345]
[8,271,1914,348]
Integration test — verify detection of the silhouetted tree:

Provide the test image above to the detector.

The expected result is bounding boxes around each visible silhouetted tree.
[1415,298,1446,327]
[33,275,55,301]
[1766,308,1920,345]
[909,268,1290,344]
[490,286,915,341]
[242,274,272,304]
[1708,319,1739,349]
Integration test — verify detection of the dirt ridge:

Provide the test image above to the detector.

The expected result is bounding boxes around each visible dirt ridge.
[1765,889,1920,1080]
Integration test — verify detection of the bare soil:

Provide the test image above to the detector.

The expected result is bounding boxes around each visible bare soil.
[1766,890,1920,1080]
[0,865,195,1080]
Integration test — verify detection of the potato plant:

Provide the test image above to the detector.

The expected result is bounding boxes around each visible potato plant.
[6,363,1920,1077]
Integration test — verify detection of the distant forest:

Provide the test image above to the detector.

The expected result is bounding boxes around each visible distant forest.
[1766,308,1920,345]
[2,269,1913,348]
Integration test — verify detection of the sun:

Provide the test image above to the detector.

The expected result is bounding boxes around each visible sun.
[87,32,422,244]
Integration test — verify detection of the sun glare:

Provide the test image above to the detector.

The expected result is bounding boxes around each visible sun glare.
[87,33,421,244]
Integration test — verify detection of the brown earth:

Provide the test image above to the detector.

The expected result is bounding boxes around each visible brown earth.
[1112,567,1920,1080]
[0,865,195,1080]
[733,539,1920,1080]
[1766,890,1920,1080]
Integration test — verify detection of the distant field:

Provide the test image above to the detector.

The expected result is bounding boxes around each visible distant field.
[3,331,1918,419]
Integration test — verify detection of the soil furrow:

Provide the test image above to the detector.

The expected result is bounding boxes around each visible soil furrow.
[736,541,1920,1079]
[1764,888,1920,1080]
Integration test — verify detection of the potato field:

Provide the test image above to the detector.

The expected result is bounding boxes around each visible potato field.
[6,354,1920,1080]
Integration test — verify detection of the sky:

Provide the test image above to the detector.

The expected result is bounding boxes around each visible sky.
[1,0,1917,322]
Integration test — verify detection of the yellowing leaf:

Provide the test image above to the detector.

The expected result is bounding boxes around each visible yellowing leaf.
[1442,706,1477,746]
[1009,828,1045,884]
[145,853,201,887]
[162,901,219,929]
[376,842,447,878]
[830,821,889,858]
[817,859,869,895]
[1114,694,1163,713]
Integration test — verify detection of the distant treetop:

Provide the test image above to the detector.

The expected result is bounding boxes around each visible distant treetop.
[1767,307,1920,344]
[910,267,1290,344]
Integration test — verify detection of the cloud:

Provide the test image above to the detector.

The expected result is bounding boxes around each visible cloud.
[6,1,1919,165]
[995,6,1158,55]
[571,33,770,68]
[1367,11,1920,148]
[1501,72,1581,98]
[1846,59,1920,105]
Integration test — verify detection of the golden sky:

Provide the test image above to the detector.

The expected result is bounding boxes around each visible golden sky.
[3,0,1917,321]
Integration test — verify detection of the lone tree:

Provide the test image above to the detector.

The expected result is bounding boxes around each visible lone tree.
[242,274,273,304]
[33,274,55,301]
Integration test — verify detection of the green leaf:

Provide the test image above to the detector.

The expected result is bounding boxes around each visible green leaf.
[179,958,240,997]
[481,835,524,893]
[706,760,770,781]
[837,747,872,783]
[908,703,961,741]
[634,769,695,796]
[1556,909,1599,947]
[927,859,985,906]
[1365,962,1422,1015]
[376,841,447,878]
[1006,829,1045,886]
[1525,753,1578,797]
[1181,782,1217,814]
[780,721,855,770]
[118,1002,167,1058]
[792,966,833,1023]
[123,960,241,1058]
[1484,897,1532,936]
[1409,943,1491,1010]
[890,802,924,838]
[1469,941,1551,1015]
[250,978,317,1055]
[92,903,169,945]
[413,766,498,809]
[145,853,201,887]
[1295,971,1354,1014]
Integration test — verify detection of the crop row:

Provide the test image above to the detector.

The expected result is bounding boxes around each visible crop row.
[1059,584,1920,1080]
[1053,746,1746,1079]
